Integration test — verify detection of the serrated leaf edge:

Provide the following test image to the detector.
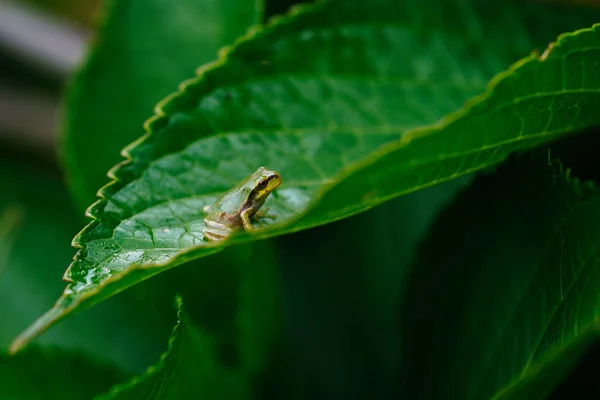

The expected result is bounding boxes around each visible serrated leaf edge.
[94,295,185,399]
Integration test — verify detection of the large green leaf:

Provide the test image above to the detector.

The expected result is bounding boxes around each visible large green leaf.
[401,152,600,399]
[62,0,263,209]
[97,297,251,399]
[13,0,600,350]
[0,346,125,400]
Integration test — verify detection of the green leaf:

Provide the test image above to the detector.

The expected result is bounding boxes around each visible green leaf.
[14,0,600,350]
[401,152,600,400]
[62,0,264,209]
[0,347,125,400]
[97,297,251,400]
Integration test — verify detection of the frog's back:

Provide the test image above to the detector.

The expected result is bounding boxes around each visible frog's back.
[206,182,252,224]
[212,190,246,214]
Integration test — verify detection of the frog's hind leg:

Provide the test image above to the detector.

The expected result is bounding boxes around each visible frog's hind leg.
[202,229,227,241]
[202,220,231,241]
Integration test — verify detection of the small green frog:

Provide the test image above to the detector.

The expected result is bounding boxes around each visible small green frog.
[202,167,282,241]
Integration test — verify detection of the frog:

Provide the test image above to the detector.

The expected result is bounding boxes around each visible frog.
[202,167,282,241]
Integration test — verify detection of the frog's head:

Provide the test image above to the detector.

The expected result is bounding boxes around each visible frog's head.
[252,167,282,202]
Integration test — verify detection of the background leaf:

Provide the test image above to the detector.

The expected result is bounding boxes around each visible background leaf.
[96,239,282,398]
[273,176,471,399]
[14,0,600,350]
[401,152,600,399]
[62,0,263,209]
[99,296,253,400]
[0,346,125,400]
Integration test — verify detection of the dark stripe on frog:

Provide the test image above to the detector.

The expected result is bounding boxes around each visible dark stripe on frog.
[239,173,278,214]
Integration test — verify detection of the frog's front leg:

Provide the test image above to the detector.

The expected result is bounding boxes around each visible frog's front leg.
[240,208,254,231]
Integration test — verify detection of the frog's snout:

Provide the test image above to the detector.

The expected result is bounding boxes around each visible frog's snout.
[270,173,282,190]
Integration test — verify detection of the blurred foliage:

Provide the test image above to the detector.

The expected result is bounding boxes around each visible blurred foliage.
[0,346,124,400]
[19,0,100,26]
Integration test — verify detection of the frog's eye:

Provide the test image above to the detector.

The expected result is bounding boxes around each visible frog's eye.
[258,179,268,189]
